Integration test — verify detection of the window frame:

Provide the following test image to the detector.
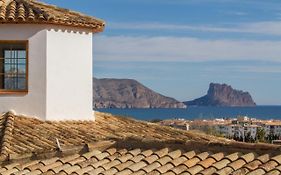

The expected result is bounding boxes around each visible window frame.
[0,40,28,95]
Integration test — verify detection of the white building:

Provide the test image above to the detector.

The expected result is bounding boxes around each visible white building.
[0,0,105,120]
[264,124,281,137]
[215,123,258,139]
[243,124,258,139]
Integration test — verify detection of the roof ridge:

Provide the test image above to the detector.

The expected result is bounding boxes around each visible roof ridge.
[0,112,15,161]
[0,0,105,32]
[31,0,99,19]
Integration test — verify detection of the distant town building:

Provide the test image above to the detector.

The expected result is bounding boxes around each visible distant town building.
[263,122,281,137]
[159,116,281,142]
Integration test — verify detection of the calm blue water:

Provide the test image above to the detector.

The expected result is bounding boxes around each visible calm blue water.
[97,106,281,121]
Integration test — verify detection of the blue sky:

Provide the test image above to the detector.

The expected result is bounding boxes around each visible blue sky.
[44,0,281,105]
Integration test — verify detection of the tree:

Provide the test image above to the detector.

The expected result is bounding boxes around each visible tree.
[245,132,251,142]
[256,128,266,142]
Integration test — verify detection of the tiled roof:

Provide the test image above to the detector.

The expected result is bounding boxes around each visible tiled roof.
[1,112,281,175]
[0,0,105,32]
[0,112,233,161]
[1,145,281,175]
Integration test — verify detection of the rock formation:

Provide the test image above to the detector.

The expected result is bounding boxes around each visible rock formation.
[184,83,256,107]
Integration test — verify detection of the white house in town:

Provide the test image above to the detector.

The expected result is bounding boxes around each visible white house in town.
[215,123,259,139]
[264,123,281,137]
[0,0,105,120]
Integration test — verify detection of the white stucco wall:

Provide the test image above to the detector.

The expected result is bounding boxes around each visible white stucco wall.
[0,24,47,118]
[45,28,94,121]
[0,24,95,121]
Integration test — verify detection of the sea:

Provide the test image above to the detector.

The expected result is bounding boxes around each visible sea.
[96,106,281,121]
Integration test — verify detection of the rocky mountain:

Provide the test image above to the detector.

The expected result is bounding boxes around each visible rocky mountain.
[93,78,187,108]
[184,83,256,107]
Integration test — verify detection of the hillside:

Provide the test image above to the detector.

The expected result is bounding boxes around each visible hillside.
[185,83,256,107]
[93,78,186,108]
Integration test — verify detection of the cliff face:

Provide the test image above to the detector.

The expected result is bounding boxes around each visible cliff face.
[185,83,256,107]
[93,78,187,109]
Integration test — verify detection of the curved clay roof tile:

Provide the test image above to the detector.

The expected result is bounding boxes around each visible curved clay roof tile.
[17,2,25,20]
[0,0,105,32]
[0,2,6,20]
[7,1,16,20]
[167,150,182,159]
[271,154,281,164]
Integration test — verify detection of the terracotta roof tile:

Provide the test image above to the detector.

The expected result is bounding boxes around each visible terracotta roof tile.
[198,166,218,175]
[271,154,281,164]
[0,112,236,158]
[1,142,281,175]
[184,164,205,174]
[167,150,182,159]
[180,172,191,175]
[181,157,202,168]
[117,154,137,163]
[101,159,122,171]
[168,164,189,174]
[154,162,175,174]
[214,153,256,175]
[259,160,279,172]
[267,165,281,175]
[141,162,162,173]
[258,154,271,163]
[82,150,101,160]
[143,155,160,164]
[195,152,210,161]
[243,154,270,171]
[242,160,262,172]
[232,168,251,175]
[168,152,210,174]
[115,169,133,175]
[170,156,189,167]
[240,152,257,163]
[114,161,135,172]
[126,161,147,172]
[154,148,169,158]
[197,153,223,169]
[227,159,247,170]
[1,113,281,175]
[247,168,266,175]
[157,156,173,166]
[163,172,177,175]
[130,170,147,175]
[0,0,105,32]
[210,152,225,161]
[128,156,146,165]
[181,151,197,160]
[200,152,241,174]
[266,170,281,175]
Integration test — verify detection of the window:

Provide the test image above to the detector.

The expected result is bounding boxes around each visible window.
[0,41,28,94]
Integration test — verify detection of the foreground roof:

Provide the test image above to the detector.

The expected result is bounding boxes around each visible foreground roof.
[0,112,281,175]
[0,0,105,32]
[1,142,281,175]
[0,112,231,160]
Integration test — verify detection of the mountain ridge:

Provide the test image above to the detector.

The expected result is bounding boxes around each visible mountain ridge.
[93,78,187,109]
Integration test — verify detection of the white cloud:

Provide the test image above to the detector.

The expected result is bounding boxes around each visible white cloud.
[231,65,281,74]
[93,35,281,62]
[109,21,281,36]
[202,64,281,74]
